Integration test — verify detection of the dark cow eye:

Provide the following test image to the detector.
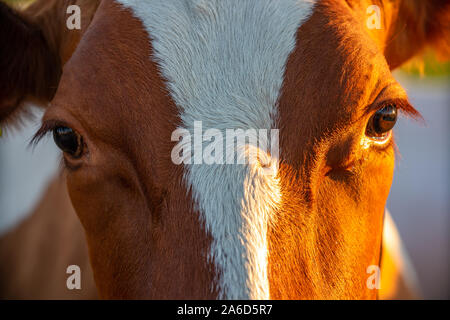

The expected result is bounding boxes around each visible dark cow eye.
[366,104,397,139]
[53,126,83,158]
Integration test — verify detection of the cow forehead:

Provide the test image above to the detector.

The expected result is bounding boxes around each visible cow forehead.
[116,0,315,130]
[115,0,314,299]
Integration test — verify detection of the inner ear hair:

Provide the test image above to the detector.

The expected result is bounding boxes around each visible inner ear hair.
[0,1,61,125]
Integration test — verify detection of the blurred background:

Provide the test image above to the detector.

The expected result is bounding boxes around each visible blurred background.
[1,0,449,299]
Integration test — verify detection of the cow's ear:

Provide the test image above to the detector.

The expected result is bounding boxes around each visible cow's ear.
[0,1,61,124]
[384,0,450,69]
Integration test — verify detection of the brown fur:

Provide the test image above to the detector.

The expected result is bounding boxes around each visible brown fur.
[268,0,394,299]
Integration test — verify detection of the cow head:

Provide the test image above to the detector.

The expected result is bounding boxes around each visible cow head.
[1,0,449,299]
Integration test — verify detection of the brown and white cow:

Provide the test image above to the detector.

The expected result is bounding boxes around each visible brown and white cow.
[0,0,449,299]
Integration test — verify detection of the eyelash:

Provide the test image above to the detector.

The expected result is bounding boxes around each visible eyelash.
[31,120,86,171]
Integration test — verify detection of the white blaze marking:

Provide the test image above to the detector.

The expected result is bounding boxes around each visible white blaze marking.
[117,0,314,299]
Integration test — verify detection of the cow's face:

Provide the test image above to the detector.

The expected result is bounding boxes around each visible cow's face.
[4,0,447,299]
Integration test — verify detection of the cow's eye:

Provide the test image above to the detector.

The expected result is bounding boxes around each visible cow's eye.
[365,104,397,140]
[53,126,83,158]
